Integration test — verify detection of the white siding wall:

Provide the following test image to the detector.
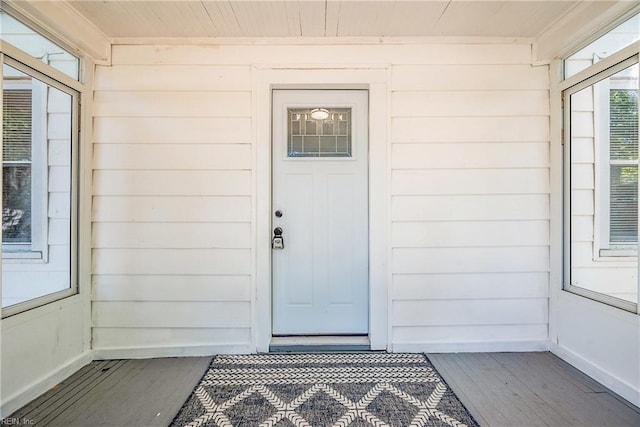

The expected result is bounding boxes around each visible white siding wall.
[93,43,550,353]
[390,60,550,351]
[92,62,253,354]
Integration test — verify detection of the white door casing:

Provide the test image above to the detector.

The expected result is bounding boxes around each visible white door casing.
[272,89,369,335]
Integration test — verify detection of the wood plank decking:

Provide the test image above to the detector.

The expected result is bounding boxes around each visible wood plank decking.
[429,352,640,427]
[6,357,211,426]
[6,352,640,426]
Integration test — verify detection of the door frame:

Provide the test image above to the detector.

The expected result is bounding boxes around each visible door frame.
[254,66,390,352]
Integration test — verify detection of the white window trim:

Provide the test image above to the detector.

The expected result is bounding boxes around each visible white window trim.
[2,77,49,261]
[594,68,640,258]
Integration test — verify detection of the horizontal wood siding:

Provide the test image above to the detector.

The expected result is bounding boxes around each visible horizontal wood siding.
[92,275,251,301]
[390,46,550,349]
[92,60,252,351]
[92,302,251,328]
[392,142,549,169]
[93,170,251,196]
[94,43,551,352]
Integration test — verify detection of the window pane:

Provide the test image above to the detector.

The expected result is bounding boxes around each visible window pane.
[610,89,638,161]
[610,165,638,242]
[2,165,32,243]
[564,13,639,79]
[567,62,639,307]
[3,89,31,161]
[2,62,74,309]
[0,11,79,80]
[288,108,352,157]
[3,66,33,244]
[608,65,639,243]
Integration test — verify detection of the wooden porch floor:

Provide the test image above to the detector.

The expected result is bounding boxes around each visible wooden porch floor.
[7,352,640,426]
[429,352,640,426]
[6,357,212,427]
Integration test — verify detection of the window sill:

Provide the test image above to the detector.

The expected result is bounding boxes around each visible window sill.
[599,245,638,258]
[599,249,637,258]
[563,285,638,314]
[2,250,45,261]
[1,287,78,319]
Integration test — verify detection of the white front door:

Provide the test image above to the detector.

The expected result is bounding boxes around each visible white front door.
[272,89,369,335]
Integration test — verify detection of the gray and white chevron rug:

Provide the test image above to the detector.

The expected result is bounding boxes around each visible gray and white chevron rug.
[170,353,478,427]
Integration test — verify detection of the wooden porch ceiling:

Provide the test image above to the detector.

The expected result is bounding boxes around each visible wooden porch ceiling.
[66,0,586,39]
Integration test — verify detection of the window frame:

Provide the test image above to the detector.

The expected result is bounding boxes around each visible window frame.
[1,45,81,318]
[0,9,81,81]
[563,50,640,313]
[595,65,639,257]
[563,13,640,80]
[2,74,49,260]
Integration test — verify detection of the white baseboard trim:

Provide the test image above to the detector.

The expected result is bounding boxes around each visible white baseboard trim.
[1,351,92,418]
[393,339,550,354]
[92,343,253,360]
[550,343,640,408]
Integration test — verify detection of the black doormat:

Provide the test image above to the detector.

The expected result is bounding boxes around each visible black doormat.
[171,353,478,427]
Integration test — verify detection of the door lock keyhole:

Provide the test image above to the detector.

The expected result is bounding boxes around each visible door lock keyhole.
[272,227,284,249]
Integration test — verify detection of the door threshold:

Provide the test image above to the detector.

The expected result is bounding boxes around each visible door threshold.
[269,335,370,353]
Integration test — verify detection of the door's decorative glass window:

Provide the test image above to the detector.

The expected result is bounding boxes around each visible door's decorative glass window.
[287,108,351,157]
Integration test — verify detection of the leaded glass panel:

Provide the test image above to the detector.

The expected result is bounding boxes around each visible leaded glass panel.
[288,108,351,157]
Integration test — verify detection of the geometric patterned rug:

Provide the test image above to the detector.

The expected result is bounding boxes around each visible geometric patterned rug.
[170,353,478,427]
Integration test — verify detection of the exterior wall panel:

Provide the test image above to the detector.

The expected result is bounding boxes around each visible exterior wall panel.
[93,42,550,354]
[390,48,550,350]
[92,60,253,354]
